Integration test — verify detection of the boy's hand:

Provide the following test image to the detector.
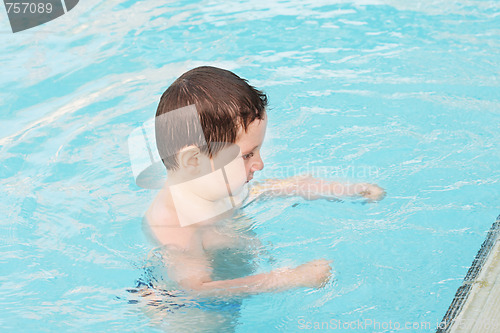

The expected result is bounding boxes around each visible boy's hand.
[354,183,386,201]
[290,259,333,288]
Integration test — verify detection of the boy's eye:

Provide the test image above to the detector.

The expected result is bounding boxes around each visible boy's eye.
[242,152,254,160]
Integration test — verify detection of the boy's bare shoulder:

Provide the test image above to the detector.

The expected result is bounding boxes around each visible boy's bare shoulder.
[145,191,175,226]
[145,191,197,250]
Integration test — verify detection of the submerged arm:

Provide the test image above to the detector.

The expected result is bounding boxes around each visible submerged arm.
[166,249,332,297]
[250,175,385,201]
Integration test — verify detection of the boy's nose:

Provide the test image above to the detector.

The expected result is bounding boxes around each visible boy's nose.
[251,156,264,172]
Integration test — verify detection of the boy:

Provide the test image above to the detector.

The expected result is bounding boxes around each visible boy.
[144,66,385,298]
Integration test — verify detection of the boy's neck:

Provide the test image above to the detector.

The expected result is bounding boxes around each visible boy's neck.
[161,179,237,227]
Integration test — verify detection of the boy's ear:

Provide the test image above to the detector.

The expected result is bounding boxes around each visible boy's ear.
[178,146,202,173]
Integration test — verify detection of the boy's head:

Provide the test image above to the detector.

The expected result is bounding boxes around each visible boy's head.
[155,66,267,195]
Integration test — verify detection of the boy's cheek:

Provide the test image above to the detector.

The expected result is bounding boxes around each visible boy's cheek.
[186,153,247,200]
[223,155,248,194]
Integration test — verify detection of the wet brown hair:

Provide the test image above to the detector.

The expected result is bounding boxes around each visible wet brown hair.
[155,66,267,170]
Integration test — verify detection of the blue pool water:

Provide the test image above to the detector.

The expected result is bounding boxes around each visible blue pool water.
[1,0,499,332]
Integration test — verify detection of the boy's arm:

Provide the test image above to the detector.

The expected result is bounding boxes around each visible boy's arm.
[166,248,332,297]
[250,175,385,201]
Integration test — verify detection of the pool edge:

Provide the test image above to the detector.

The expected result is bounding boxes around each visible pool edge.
[436,214,500,332]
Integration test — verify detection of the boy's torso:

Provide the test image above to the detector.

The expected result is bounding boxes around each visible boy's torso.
[143,191,261,283]
[144,189,257,253]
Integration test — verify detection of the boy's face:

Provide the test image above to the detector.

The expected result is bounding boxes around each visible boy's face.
[235,116,267,182]
[167,116,267,205]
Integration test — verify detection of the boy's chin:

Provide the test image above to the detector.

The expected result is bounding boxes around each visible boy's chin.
[230,181,248,194]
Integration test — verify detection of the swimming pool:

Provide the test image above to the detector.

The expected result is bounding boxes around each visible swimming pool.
[1,0,499,332]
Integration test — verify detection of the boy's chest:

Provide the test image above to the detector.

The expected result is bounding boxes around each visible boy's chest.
[200,225,245,250]
[200,225,258,280]
[199,217,261,251]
